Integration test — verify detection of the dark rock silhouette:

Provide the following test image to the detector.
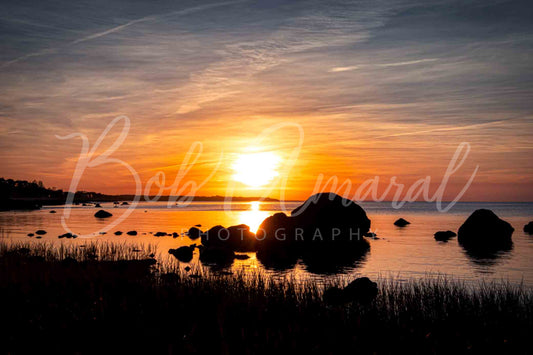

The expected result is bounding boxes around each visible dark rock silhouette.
[172,232,179,238]
[114,231,123,236]
[95,203,102,208]
[524,221,533,234]
[121,202,129,205]
[201,224,257,252]
[169,246,194,263]
[35,230,47,235]
[126,231,137,236]
[94,210,112,218]
[58,233,77,239]
[458,209,514,254]
[188,226,202,239]
[154,232,166,237]
[256,193,371,273]
[49,210,56,213]
[324,277,378,305]
[27,233,34,237]
[394,218,410,227]
[434,230,457,242]
[199,245,235,267]
[344,277,378,304]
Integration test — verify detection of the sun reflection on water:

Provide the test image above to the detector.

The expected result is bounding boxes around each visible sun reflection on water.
[238,201,270,233]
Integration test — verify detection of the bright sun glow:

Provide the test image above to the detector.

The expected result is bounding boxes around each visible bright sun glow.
[232,151,280,187]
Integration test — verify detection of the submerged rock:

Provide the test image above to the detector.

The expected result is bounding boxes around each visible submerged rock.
[434,230,457,241]
[58,233,77,239]
[35,230,47,235]
[394,218,410,227]
[49,210,56,214]
[524,221,533,234]
[94,210,112,218]
[154,231,166,237]
[126,231,137,236]
[458,209,514,252]
[27,233,34,237]
[114,231,123,236]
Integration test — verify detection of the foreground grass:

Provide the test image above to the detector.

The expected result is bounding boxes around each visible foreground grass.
[1,241,532,354]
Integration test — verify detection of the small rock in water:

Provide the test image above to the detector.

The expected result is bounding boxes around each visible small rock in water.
[524,221,533,234]
[172,232,179,238]
[95,203,102,208]
[27,233,34,237]
[434,230,457,241]
[126,231,138,236]
[49,210,56,214]
[154,231,166,237]
[394,218,410,227]
[169,246,194,262]
[35,236,42,239]
[114,231,123,236]
[121,201,129,205]
[184,266,191,272]
[187,227,202,239]
[94,210,112,218]
[195,224,201,227]
[35,230,47,235]
[234,254,250,260]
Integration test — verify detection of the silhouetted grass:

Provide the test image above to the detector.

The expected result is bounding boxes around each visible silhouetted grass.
[1,241,532,354]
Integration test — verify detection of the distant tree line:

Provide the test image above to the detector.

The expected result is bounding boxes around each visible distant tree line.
[0,177,279,210]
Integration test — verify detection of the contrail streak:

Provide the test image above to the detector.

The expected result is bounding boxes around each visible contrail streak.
[1,0,245,69]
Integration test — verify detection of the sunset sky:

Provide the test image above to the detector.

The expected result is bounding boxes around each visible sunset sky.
[1,0,532,201]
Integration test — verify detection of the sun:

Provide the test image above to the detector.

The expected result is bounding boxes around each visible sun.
[232,151,280,187]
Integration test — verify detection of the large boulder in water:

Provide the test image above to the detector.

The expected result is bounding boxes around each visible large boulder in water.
[94,210,112,218]
[256,193,371,272]
[458,209,513,251]
[291,193,371,242]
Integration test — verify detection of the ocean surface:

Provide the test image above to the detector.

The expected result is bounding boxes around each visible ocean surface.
[1,200,532,286]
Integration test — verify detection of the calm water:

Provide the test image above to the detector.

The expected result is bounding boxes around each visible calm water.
[1,201,533,286]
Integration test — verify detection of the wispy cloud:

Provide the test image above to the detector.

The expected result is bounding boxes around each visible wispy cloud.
[329,58,439,72]
[1,0,246,69]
